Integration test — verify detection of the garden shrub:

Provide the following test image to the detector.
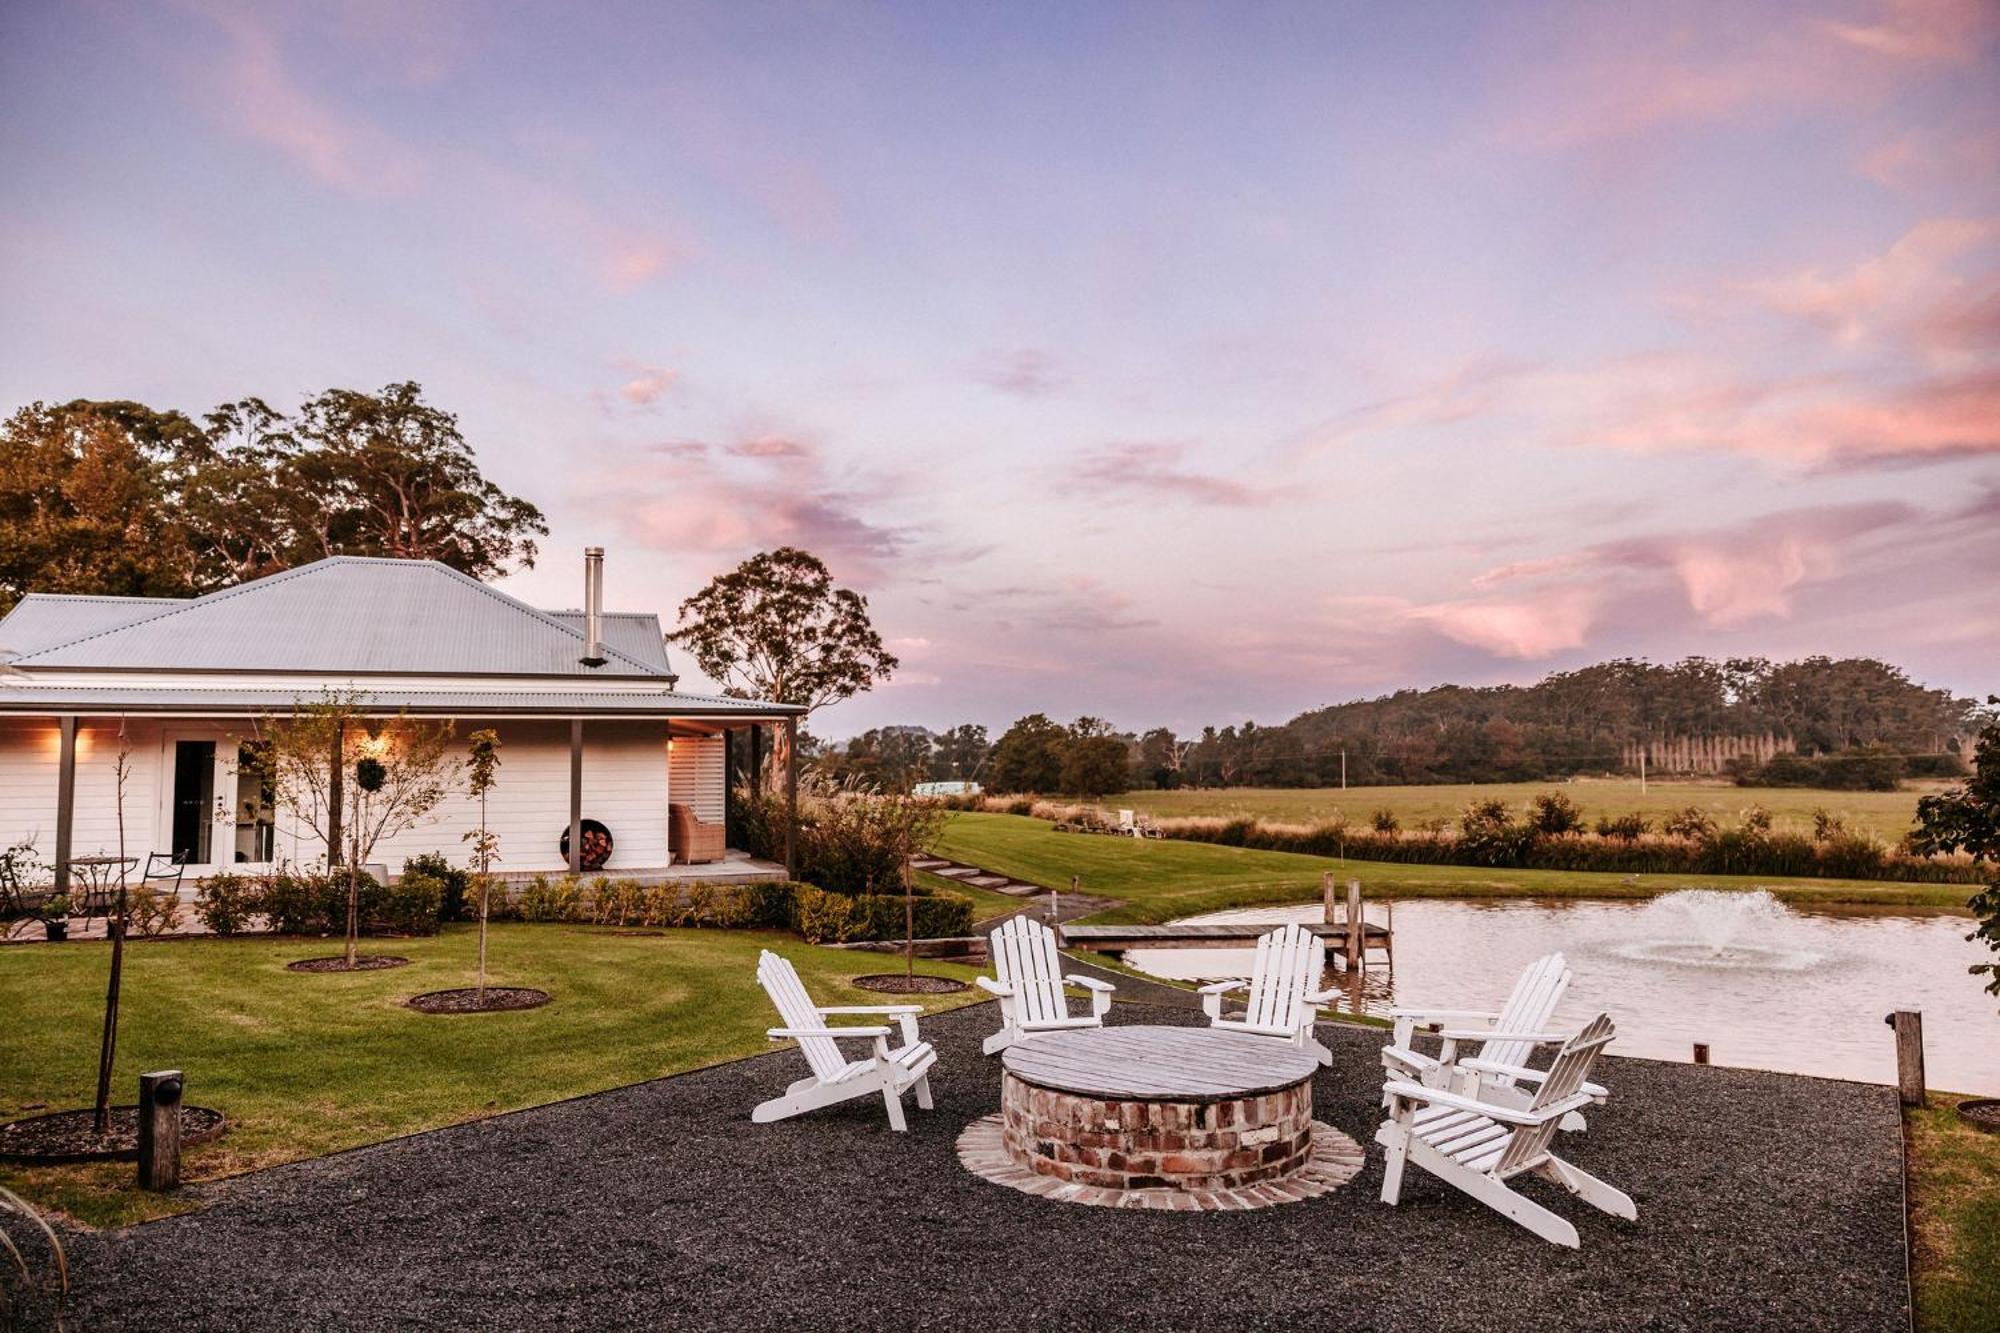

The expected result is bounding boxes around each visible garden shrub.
[195,871,261,935]
[516,873,587,923]
[1528,792,1584,836]
[1661,806,1717,840]
[125,884,184,938]
[1369,808,1399,833]
[381,868,445,935]
[260,868,385,935]
[1811,808,1847,841]
[795,885,858,944]
[401,852,471,922]
[1594,813,1650,841]
[849,889,972,941]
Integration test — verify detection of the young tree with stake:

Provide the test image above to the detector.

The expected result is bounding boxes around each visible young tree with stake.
[462,730,502,1005]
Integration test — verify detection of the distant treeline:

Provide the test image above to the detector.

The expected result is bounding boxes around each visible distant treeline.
[818,655,1987,794]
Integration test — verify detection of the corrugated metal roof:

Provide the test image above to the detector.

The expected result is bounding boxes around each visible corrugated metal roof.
[0,595,188,657]
[543,611,672,673]
[7,558,670,678]
[0,683,800,717]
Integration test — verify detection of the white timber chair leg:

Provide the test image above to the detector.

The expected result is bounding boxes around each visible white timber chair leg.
[977,916,1116,1054]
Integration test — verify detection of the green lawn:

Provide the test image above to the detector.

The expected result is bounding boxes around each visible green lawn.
[1909,1096,2000,1333]
[934,811,1974,921]
[0,924,985,1228]
[1105,778,1945,843]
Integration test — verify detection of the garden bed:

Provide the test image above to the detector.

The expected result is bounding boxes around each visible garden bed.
[0,1105,227,1165]
[404,986,552,1014]
[285,955,411,973]
[852,973,970,994]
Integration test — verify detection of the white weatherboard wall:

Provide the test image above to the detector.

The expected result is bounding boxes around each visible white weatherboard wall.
[0,717,681,876]
[0,720,169,864]
[667,733,726,823]
[370,719,672,873]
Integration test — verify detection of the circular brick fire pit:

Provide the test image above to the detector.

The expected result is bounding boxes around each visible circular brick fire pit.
[958,1025,1363,1210]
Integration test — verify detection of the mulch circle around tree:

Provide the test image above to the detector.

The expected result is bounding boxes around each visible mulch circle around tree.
[852,974,971,994]
[286,955,412,973]
[405,987,552,1014]
[0,1105,227,1165]
[1957,1098,2000,1134]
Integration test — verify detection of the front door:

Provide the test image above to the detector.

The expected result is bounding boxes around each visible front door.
[170,739,217,865]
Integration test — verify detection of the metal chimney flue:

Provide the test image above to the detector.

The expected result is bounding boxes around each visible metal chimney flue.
[581,546,606,667]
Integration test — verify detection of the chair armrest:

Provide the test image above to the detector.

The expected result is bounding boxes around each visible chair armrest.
[1306,987,1340,1005]
[1387,1007,1501,1026]
[766,1025,892,1040]
[1065,975,1116,993]
[1436,1028,1571,1045]
[1381,1080,1595,1126]
[817,1005,923,1016]
[1197,979,1247,996]
[1379,1045,1440,1073]
[1460,1058,1607,1098]
[975,977,1014,997]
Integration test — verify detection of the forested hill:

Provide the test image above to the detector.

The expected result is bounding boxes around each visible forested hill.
[1164,656,1985,789]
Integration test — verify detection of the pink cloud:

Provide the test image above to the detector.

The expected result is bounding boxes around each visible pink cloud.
[1744,217,1997,346]
[1406,585,1601,659]
[726,435,814,459]
[599,236,684,294]
[1822,0,1998,62]
[1073,442,1275,507]
[617,365,678,406]
[966,349,1068,398]
[1497,0,1993,148]
[186,0,422,193]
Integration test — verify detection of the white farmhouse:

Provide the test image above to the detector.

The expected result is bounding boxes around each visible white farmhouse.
[0,550,801,896]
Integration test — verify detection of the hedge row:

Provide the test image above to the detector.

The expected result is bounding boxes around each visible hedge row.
[195,868,443,937]
[1155,817,1988,884]
[502,874,973,944]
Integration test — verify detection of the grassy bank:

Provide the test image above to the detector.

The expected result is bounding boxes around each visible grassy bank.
[934,812,1975,922]
[0,924,983,1228]
[1106,778,1942,843]
[1909,1096,2000,1332]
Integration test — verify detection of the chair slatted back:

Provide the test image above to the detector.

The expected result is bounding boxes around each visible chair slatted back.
[1244,924,1325,1032]
[1494,1012,1616,1175]
[989,916,1068,1026]
[757,950,846,1083]
[1483,952,1571,1073]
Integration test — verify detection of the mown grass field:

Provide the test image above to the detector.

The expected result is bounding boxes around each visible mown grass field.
[933,811,1974,922]
[0,924,985,1228]
[1102,778,1945,843]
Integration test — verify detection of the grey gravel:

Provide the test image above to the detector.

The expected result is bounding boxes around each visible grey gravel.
[45,1006,1906,1333]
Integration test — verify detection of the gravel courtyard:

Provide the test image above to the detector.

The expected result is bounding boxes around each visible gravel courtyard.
[47,1004,1907,1332]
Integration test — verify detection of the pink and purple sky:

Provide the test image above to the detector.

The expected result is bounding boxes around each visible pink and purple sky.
[2,0,1996,735]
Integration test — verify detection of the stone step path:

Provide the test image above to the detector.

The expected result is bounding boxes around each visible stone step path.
[910,855,1043,897]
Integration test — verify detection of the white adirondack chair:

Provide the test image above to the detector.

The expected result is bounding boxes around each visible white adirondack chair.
[1198,923,1336,1065]
[752,950,938,1131]
[1381,951,1588,1130]
[1376,1012,1634,1248]
[977,916,1115,1055]
[1118,808,1139,837]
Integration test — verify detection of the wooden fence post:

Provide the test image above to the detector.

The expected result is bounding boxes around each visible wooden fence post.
[1692,1043,1710,1065]
[137,1069,183,1191]
[1885,1008,1925,1107]
[1345,879,1363,971]
[1321,872,1336,925]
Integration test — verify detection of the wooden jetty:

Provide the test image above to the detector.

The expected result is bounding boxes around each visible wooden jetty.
[1062,876,1392,970]
[1059,921,1390,953]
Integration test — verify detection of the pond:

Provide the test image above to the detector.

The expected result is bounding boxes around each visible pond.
[1123,891,2000,1096]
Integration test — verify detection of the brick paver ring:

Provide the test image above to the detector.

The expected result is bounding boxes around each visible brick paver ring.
[958,1025,1363,1210]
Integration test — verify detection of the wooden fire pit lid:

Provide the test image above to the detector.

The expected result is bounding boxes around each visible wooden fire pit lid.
[1002,1025,1319,1102]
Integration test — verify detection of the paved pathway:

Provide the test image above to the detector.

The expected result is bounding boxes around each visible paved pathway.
[43,1006,1907,1332]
